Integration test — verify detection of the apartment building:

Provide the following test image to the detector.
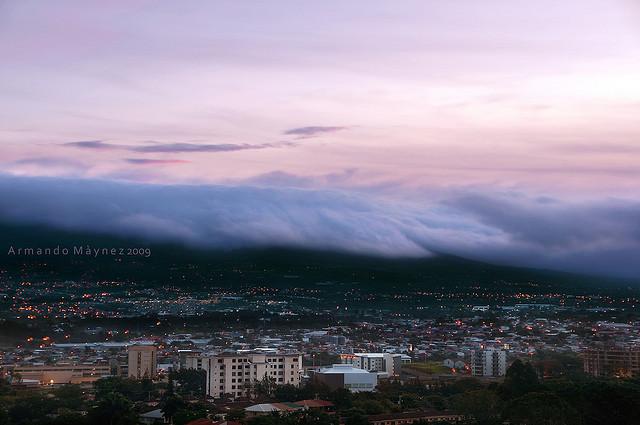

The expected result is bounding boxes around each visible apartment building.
[190,351,302,399]
[128,344,158,379]
[583,348,640,378]
[470,349,506,377]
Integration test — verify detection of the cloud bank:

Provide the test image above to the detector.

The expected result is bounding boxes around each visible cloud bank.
[0,174,638,278]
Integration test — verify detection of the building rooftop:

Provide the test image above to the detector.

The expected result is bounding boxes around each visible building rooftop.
[318,364,373,374]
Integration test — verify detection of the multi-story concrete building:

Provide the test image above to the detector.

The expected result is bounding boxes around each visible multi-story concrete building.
[340,353,402,377]
[128,344,157,379]
[583,348,640,378]
[185,353,204,371]
[192,351,302,399]
[470,349,506,377]
[178,349,202,370]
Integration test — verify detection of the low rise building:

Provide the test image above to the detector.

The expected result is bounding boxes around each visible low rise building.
[5,363,112,385]
[244,402,303,417]
[367,410,463,424]
[139,408,166,424]
[312,364,377,392]
[244,400,334,417]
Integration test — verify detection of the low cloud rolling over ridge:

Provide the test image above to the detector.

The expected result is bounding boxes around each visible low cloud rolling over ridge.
[0,174,638,279]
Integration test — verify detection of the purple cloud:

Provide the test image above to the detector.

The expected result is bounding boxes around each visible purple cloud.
[132,143,276,153]
[554,143,640,154]
[64,140,115,150]
[242,169,359,189]
[2,157,89,176]
[125,158,191,165]
[11,157,86,168]
[64,141,286,153]
[283,126,347,138]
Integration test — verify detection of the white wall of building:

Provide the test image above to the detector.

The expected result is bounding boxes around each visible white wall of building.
[316,364,377,392]
[127,345,157,379]
[189,352,302,399]
[470,349,506,377]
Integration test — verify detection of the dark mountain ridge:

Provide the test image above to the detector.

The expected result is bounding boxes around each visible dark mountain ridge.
[0,222,636,294]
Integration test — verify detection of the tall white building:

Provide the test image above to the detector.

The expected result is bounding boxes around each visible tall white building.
[128,344,157,379]
[187,351,302,399]
[340,353,402,377]
[470,349,506,377]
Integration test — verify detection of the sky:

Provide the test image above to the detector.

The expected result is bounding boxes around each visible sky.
[1,1,639,277]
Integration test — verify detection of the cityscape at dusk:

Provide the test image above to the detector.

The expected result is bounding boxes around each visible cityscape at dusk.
[1,1,639,425]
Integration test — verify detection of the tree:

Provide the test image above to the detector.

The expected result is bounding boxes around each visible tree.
[89,392,138,425]
[451,389,502,425]
[568,380,640,425]
[140,378,154,400]
[353,398,385,415]
[247,413,281,425]
[0,378,11,396]
[343,410,369,425]
[48,410,90,425]
[94,376,156,402]
[0,404,9,425]
[424,394,447,411]
[398,393,420,410]
[254,375,277,398]
[54,384,85,410]
[328,388,353,410]
[274,384,310,402]
[502,359,539,398]
[170,369,206,398]
[172,403,208,425]
[8,394,57,425]
[226,408,246,421]
[503,391,578,425]
[167,375,175,396]
[444,378,483,396]
[161,394,186,423]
